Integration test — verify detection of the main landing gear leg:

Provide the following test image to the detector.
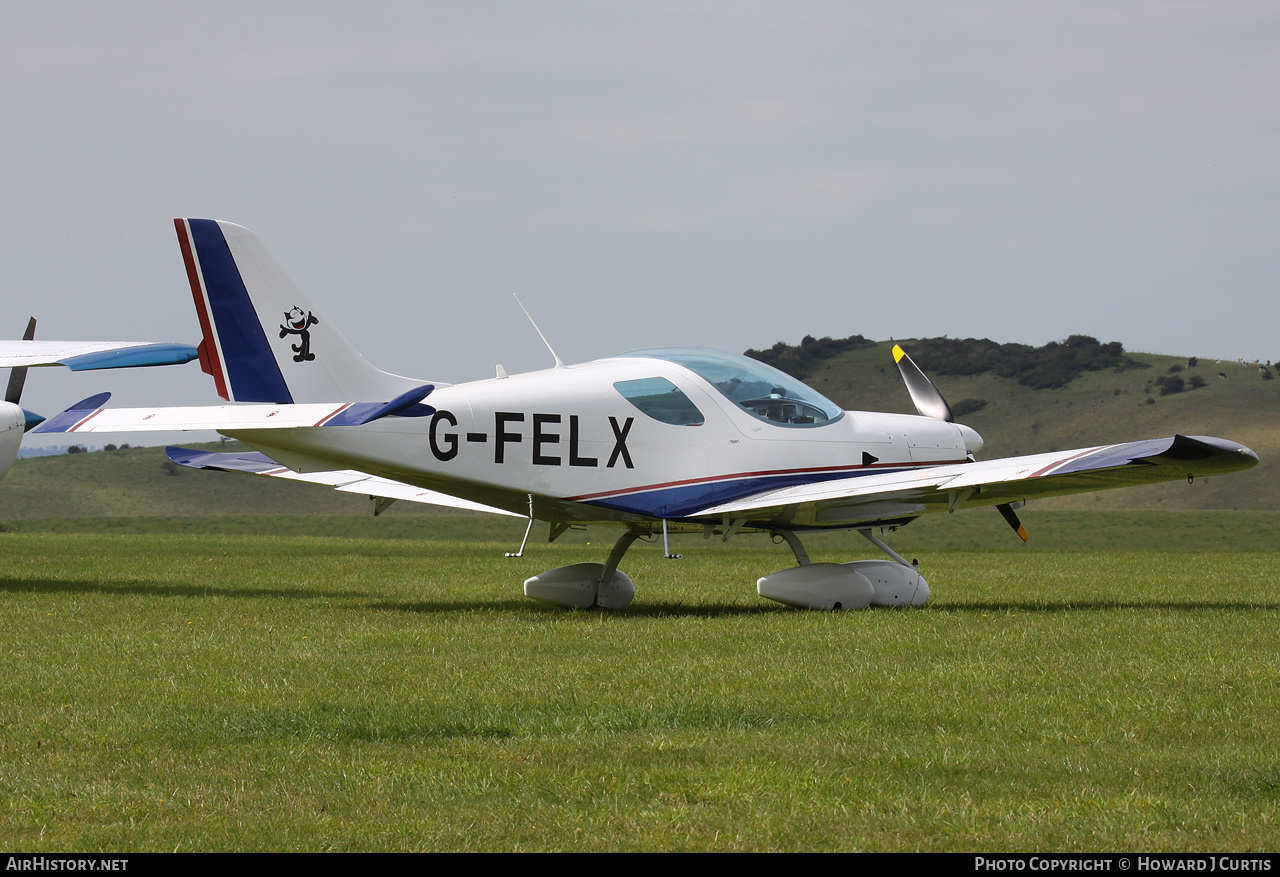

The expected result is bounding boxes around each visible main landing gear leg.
[600,528,640,589]
[857,528,914,568]
[849,528,930,607]
[773,529,811,566]
[522,527,639,611]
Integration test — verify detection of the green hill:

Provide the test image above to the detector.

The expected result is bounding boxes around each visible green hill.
[796,340,1278,511]
[3,337,1275,524]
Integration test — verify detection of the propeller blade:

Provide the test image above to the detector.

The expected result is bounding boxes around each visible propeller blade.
[892,344,953,422]
[996,502,1028,542]
[4,316,36,405]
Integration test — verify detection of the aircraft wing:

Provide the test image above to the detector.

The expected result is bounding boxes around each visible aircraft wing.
[0,341,197,370]
[691,435,1259,528]
[166,447,523,517]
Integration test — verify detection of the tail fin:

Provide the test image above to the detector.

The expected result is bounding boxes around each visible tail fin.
[174,219,428,403]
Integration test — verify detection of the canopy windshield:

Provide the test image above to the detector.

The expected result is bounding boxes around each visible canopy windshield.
[617,347,844,427]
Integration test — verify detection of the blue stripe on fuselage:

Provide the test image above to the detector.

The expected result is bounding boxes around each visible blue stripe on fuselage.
[188,219,293,404]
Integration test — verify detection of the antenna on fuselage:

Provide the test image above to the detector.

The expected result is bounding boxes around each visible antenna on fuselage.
[513,295,565,370]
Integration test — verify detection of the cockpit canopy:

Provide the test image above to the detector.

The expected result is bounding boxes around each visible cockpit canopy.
[617,347,844,427]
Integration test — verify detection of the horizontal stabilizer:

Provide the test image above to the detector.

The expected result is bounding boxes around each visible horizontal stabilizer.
[319,384,436,426]
[33,393,112,434]
[167,446,522,517]
[32,386,435,434]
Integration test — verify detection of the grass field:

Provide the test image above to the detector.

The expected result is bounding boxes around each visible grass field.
[2,529,1277,851]
[5,338,1274,850]
[8,507,1279,552]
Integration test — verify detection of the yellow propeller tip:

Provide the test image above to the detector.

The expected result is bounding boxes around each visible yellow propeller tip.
[892,344,906,362]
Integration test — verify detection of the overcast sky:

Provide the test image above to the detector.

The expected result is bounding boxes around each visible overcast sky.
[3,1,1277,448]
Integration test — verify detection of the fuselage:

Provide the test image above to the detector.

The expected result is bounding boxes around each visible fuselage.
[227,348,982,525]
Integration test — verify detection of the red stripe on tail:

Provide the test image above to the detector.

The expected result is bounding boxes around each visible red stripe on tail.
[174,218,230,401]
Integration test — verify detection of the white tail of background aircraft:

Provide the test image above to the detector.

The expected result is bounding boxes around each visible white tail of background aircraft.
[174,219,428,405]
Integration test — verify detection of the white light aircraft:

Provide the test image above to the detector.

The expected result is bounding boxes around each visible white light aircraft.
[0,317,197,483]
[35,220,1259,610]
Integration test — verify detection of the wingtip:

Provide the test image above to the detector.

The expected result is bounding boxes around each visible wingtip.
[30,392,111,434]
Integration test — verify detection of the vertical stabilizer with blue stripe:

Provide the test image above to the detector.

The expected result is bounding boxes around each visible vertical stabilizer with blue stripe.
[175,219,427,404]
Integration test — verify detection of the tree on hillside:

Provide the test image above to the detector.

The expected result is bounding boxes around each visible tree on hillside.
[744,333,875,378]
[907,334,1128,389]
[746,333,1134,390]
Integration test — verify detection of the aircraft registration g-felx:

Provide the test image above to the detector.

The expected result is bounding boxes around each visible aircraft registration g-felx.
[36,219,1259,611]
[0,319,197,484]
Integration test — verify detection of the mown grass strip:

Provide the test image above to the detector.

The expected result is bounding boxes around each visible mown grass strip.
[1,534,1275,851]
